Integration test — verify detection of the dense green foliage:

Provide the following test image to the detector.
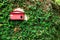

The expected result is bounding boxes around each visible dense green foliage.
[55,0,60,5]
[0,0,60,40]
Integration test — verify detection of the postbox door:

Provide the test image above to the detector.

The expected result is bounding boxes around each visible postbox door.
[10,14,24,20]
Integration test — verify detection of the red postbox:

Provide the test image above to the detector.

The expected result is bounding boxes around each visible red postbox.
[10,8,25,20]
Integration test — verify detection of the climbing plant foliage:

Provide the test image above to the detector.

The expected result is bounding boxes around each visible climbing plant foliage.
[0,0,60,40]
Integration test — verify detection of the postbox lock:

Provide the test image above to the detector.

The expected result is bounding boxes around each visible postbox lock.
[20,16,22,18]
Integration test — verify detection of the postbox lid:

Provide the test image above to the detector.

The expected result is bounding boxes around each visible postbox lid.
[13,8,24,12]
[11,8,24,14]
[11,11,24,14]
